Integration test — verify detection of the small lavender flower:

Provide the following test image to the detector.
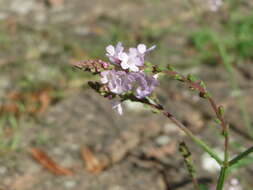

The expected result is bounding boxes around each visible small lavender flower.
[106,42,124,64]
[129,72,158,99]
[106,42,156,72]
[119,51,141,72]
[101,70,131,94]
[120,44,156,72]
[208,0,223,11]
[102,42,157,114]
[137,44,156,63]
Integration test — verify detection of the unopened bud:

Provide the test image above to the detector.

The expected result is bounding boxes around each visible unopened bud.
[218,106,225,116]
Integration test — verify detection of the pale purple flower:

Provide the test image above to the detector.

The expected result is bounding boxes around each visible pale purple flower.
[103,42,157,114]
[137,44,156,63]
[119,44,156,72]
[101,70,131,94]
[137,44,156,54]
[106,42,156,72]
[119,51,141,72]
[208,0,223,11]
[129,72,158,99]
[106,42,124,64]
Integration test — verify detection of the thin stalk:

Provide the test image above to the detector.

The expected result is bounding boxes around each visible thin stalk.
[216,167,228,190]
[208,97,229,164]
[229,145,253,166]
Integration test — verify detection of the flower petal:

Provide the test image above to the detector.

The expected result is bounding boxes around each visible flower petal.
[129,64,139,72]
[115,42,124,53]
[106,45,115,55]
[146,45,156,52]
[137,44,147,54]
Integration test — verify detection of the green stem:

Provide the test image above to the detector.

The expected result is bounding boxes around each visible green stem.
[216,166,228,190]
[229,145,253,166]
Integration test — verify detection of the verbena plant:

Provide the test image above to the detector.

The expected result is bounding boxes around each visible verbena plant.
[72,41,253,190]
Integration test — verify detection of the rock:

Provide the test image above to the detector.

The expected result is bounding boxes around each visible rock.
[201,149,223,173]
[155,135,171,146]
[0,166,7,175]
[124,100,146,112]
[64,180,77,189]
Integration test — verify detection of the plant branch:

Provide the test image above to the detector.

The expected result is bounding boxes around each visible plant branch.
[229,145,253,166]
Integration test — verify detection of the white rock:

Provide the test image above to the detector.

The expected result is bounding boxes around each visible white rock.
[124,101,146,112]
[201,149,223,173]
[155,135,171,146]
[0,166,7,175]
[64,180,76,189]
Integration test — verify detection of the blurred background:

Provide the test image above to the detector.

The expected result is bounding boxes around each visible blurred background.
[0,0,253,189]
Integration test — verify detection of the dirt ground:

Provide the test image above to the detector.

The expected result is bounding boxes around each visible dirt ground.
[0,0,253,190]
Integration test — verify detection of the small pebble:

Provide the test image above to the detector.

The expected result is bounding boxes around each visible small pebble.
[64,180,76,189]
[201,149,223,173]
[0,166,7,175]
[155,135,171,146]
[124,101,145,112]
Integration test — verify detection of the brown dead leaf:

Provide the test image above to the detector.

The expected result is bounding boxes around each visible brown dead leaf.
[81,147,107,174]
[30,148,74,175]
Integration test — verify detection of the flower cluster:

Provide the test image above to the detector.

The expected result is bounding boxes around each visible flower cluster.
[100,42,158,114]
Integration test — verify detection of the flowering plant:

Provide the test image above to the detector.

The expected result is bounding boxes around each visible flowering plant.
[74,42,158,115]
[72,42,253,190]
